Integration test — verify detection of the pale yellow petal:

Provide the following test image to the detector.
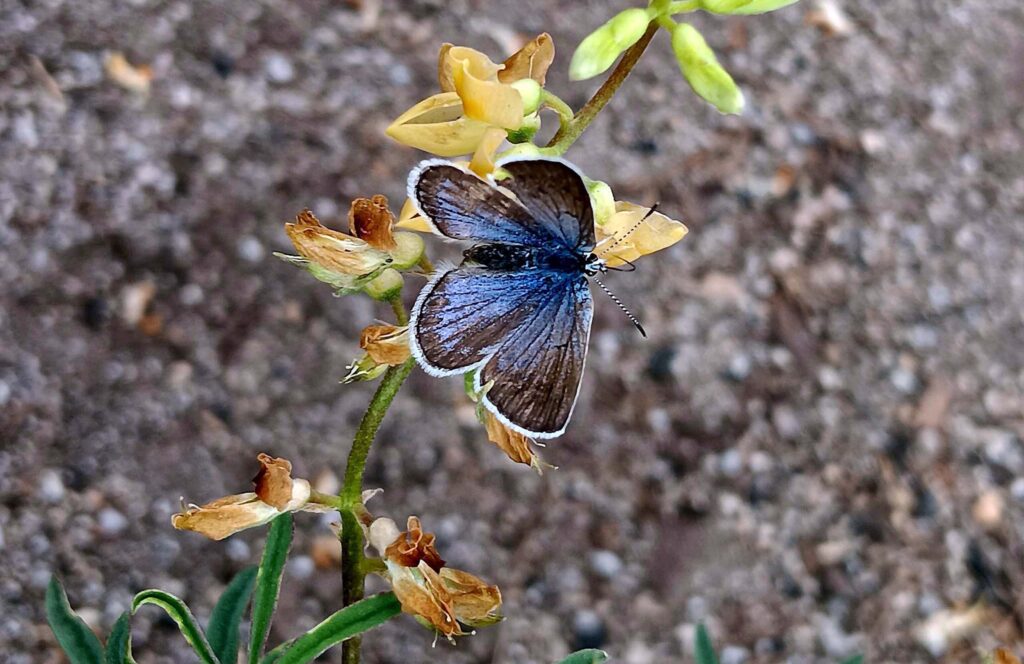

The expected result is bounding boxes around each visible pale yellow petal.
[452,58,523,130]
[386,92,491,157]
[469,127,508,177]
[596,201,689,267]
[396,198,434,232]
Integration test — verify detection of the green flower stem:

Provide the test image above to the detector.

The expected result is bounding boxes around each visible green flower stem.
[389,294,408,326]
[308,490,344,510]
[546,21,659,154]
[667,0,700,12]
[656,13,677,30]
[338,325,415,664]
[540,90,575,132]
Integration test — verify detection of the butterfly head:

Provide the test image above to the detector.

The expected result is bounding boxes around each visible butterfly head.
[583,252,606,277]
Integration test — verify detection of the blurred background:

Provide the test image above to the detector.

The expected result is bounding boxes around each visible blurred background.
[2,0,1023,662]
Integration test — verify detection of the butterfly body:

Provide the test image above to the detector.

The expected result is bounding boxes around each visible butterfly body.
[408,157,603,439]
[463,242,602,276]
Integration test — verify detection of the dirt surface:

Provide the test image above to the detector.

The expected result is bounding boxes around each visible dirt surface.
[3,0,1024,662]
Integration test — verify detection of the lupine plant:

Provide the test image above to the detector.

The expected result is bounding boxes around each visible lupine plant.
[48,2,805,662]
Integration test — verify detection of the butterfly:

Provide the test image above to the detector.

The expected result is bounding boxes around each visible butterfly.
[408,157,641,439]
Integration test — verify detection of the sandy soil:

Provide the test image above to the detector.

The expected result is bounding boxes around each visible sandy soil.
[2,0,1024,662]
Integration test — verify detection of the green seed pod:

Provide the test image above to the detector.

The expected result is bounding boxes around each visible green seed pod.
[389,232,425,270]
[510,78,543,115]
[569,8,652,81]
[700,0,799,14]
[362,268,404,301]
[584,178,616,226]
[671,23,745,115]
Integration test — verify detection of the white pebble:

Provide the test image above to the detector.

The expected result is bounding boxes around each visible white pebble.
[37,470,65,504]
[98,507,129,535]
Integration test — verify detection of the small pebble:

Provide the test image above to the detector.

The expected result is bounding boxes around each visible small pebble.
[264,52,295,83]
[97,507,129,535]
[237,235,266,263]
[37,469,65,503]
[287,555,315,580]
[589,550,623,579]
[573,609,607,650]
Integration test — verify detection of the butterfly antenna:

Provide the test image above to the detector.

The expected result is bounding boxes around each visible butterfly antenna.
[597,202,660,257]
[593,276,646,337]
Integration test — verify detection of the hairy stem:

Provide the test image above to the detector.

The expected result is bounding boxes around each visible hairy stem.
[339,297,415,664]
[546,21,660,154]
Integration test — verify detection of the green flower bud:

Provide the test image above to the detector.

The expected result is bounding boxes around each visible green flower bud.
[584,178,616,226]
[505,112,541,144]
[700,0,799,14]
[494,143,542,165]
[509,78,543,115]
[362,268,403,301]
[569,8,652,81]
[671,23,744,114]
[389,232,425,270]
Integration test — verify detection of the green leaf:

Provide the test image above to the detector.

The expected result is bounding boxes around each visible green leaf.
[694,623,719,664]
[570,8,652,80]
[700,0,800,14]
[556,649,610,664]
[262,592,402,664]
[104,612,136,664]
[208,567,258,664]
[132,589,219,664]
[249,513,294,664]
[670,23,744,114]
[839,656,864,664]
[45,577,104,664]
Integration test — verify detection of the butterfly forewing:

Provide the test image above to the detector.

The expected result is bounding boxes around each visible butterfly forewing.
[497,159,596,250]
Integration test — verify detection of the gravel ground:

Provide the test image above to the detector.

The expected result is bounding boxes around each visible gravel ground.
[2,0,1024,662]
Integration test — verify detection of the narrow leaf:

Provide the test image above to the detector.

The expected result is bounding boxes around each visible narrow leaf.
[132,589,219,664]
[208,567,258,664]
[695,623,719,664]
[104,612,136,664]
[671,23,744,114]
[556,649,609,664]
[839,656,864,664]
[249,513,294,664]
[265,592,401,664]
[45,577,104,664]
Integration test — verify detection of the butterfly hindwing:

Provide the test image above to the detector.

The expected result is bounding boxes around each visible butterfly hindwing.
[477,273,592,438]
[410,266,554,375]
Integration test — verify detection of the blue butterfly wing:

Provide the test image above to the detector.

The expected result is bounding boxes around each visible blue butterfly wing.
[411,266,557,375]
[478,273,592,438]
[412,266,592,438]
[497,158,595,250]
[410,158,594,250]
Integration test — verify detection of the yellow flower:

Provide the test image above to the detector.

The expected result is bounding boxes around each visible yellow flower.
[344,324,411,383]
[348,195,424,269]
[386,34,554,159]
[483,412,548,472]
[171,454,329,540]
[596,201,689,267]
[367,516,502,640]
